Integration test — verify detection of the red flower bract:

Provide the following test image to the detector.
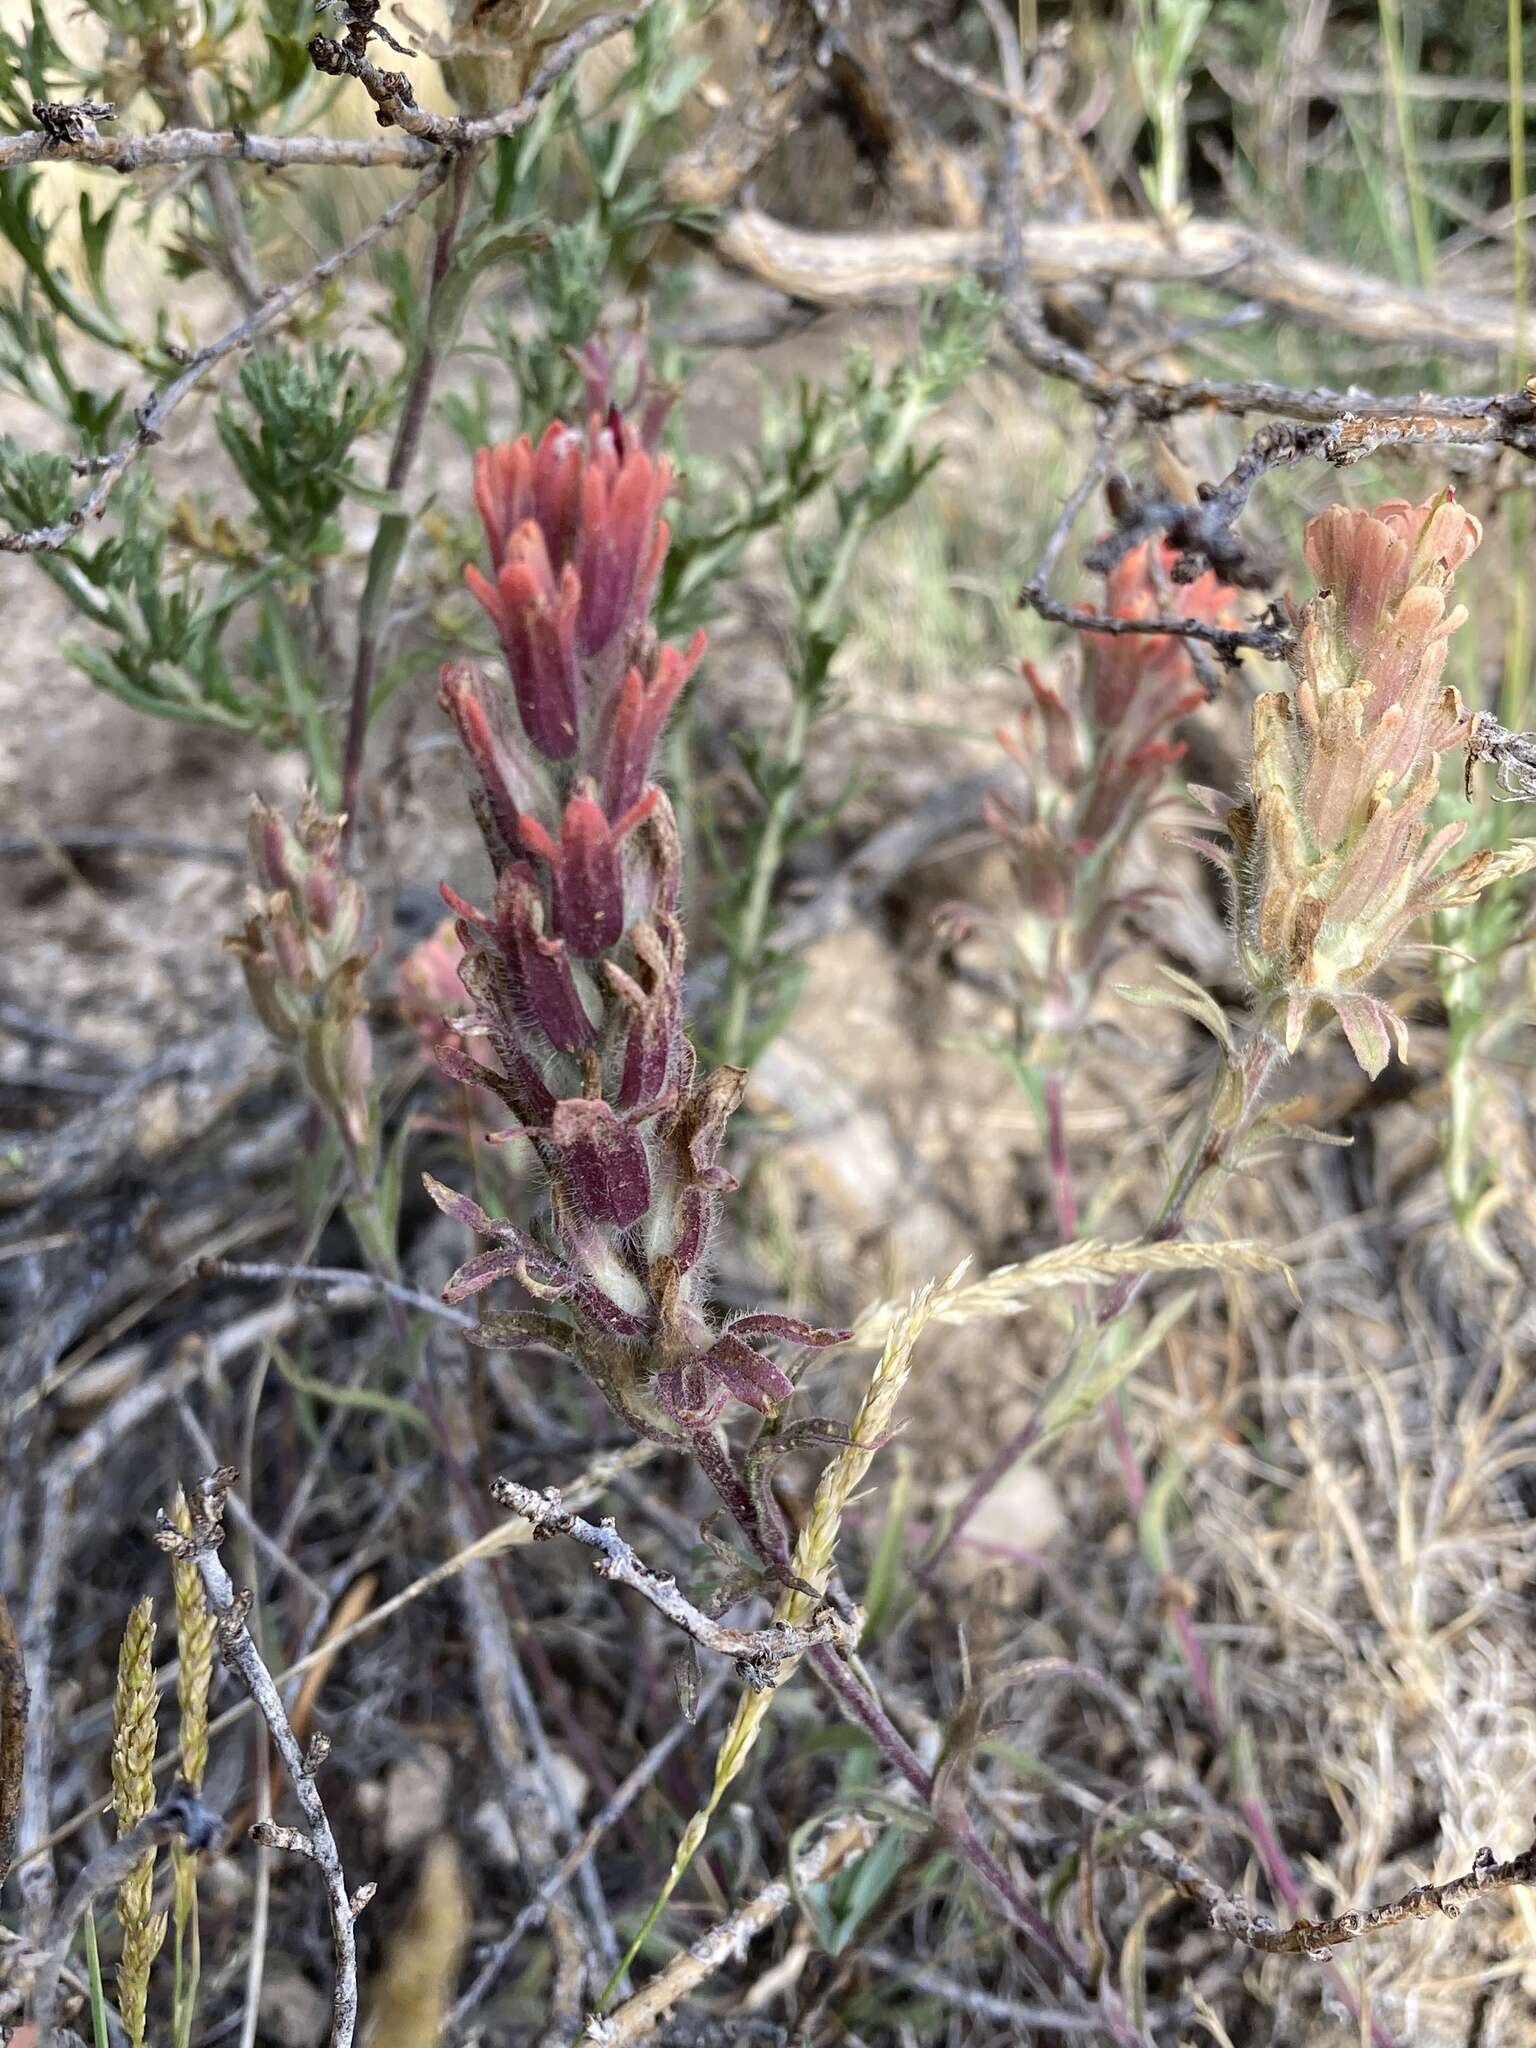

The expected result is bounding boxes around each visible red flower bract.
[429,376,848,1441]
[470,416,673,675]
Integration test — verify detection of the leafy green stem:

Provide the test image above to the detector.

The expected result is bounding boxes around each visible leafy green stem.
[340,149,476,851]
[715,379,932,1067]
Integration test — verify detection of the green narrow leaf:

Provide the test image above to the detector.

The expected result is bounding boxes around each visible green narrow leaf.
[270,1341,432,1440]
[1039,1288,1199,1442]
[263,594,340,803]
[80,1910,110,2048]
[828,1823,909,1953]
[859,1449,912,1648]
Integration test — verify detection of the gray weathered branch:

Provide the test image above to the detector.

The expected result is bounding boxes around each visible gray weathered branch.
[155,1473,373,2048]
[0,12,638,175]
[31,1786,224,2045]
[491,1479,857,1688]
[715,205,1528,356]
[1130,1825,1536,1959]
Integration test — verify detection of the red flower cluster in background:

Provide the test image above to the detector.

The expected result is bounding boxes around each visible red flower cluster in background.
[938,533,1238,1086]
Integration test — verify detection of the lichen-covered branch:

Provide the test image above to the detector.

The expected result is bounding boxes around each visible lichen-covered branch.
[155,1473,374,2048]
[491,1480,857,1687]
[4,12,640,174]
[16,1481,68,1945]
[0,160,450,556]
[1131,1826,1536,1959]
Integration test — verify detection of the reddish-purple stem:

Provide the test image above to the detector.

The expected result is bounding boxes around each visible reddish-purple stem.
[928,1027,1392,2037]
[924,1411,1045,1573]
[1240,1797,1395,2048]
[808,1645,1153,2048]
[1170,1604,1221,1730]
[1102,1393,1147,1510]
[716,1430,1129,2019]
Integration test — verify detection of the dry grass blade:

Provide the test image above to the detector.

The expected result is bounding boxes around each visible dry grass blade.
[112,1597,167,2048]
[368,1836,471,2048]
[13,7,1536,2042]
[584,1814,879,2044]
[169,1498,215,1794]
[170,1489,216,2048]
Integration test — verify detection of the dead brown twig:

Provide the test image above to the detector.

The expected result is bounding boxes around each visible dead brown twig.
[710,186,1536,469]
[1131,1825,1536,1958]
[493,1479,859,1687]
[1018,418,1343,672]
[658,0,820,213]
[0,1588,25,1893]
[1,10,639,173]
[443,1481,598,2030]
[155,1472,375,2048]
[1015,388,1526,676]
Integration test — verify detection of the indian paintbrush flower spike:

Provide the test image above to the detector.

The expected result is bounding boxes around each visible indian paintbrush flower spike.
[430,375,849,1445]
[1193,493,1536,1076]
[467,413,673,684]
[952,538,1237,1070]
[228,794,378,1187]
[568,330,678,457]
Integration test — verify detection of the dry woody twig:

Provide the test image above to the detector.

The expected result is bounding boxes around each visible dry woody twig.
[0,1590,25,1894]
[155,1471,374,2048]
[493,1479,858,1687]
[1134,1825,1536,1960]
[583,1814,878,2044]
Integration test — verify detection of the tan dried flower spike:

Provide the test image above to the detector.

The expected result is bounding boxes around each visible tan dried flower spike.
[1189,494,1536,1076]
[112,1596,168,2048]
